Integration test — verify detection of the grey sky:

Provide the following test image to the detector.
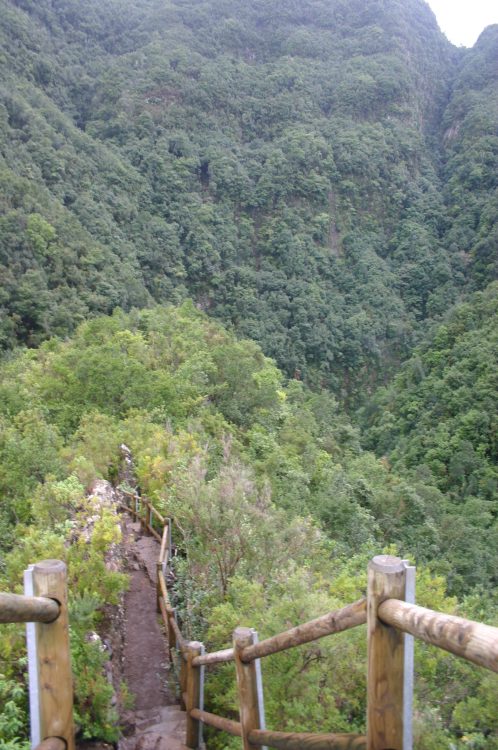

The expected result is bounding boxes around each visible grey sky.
[426,0,498,47]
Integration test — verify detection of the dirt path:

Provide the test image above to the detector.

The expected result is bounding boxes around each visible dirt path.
[119,518,186,750]
[123,568,168,709]
[122,518,175,709]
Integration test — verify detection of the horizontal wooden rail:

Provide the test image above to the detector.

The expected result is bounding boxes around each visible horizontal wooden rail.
[161,599,187,654]
[144,522,162,542]
[157,575,187,653]
[158,573,170,609]
[241,598,367,663]
[35,739,66,750]
[190,708,242,737]
[0,592,60,624]
[158,597,172,633]
[118,501,137,517]
[148,503,166,525]
[142,497,162,520]
[193,646,234,666]
[379,599,498,673]
[134,497,163,541]
[192,599,366,667]
[158,569,170,606]
[248,729,367,749]
[171,616,186,653]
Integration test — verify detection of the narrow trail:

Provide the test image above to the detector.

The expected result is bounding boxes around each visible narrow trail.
[119,517,187,750]
[122,520,171,710]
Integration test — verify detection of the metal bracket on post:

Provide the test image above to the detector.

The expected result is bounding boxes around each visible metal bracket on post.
[24,565,41,749]
[166,519,172,579]
[402,560,415,750]
[251,630,267,750]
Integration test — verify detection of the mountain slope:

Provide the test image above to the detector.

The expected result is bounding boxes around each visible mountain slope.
[440,24,498,290]
[2,0,489,399]
[363,283,498,592]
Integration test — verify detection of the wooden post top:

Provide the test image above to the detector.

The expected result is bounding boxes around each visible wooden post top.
[33,559,67,573]
[368,555,404,574]
[234,627,254,643]
[32,560,68,607]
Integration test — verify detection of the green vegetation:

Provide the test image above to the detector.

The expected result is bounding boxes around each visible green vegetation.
[0,482,127,745]
[0,305,496,747]
[0,0,497,746]
[0,0,495,400]
[363,283,498,595]
[441,27,498,291]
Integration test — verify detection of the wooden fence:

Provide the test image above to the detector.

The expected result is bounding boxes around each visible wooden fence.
[1,489,497,750]
[120,490,498,750]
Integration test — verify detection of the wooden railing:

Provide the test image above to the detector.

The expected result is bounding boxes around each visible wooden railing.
[120,491,498,750]
[0,560,74,750]
[3,490,497,750]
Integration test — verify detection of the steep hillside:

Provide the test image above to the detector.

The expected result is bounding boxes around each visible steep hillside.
[4,0,494,399]
[363,283,498,593]
[440,24,498,290]
[0,304,496,748]
[1,2,497,746]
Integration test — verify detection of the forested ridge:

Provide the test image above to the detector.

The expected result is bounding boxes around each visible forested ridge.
[0,0,497,747]
[1,0,496,395]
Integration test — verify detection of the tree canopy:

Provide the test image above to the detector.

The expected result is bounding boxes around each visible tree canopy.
[1,0,496,400]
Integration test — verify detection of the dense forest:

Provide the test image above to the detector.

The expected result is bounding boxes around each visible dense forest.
[0,0,497,747]
[1,0,497,396]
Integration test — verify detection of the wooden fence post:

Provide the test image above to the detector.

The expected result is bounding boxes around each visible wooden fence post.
[180,648,188,711]
[25,560,75,750]
[167,610,176,664]
[367,555,406,750]
[185,641,203,748]
[234,627,265,750]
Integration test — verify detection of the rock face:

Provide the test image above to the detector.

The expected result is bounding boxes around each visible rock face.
[119,444,139,493]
